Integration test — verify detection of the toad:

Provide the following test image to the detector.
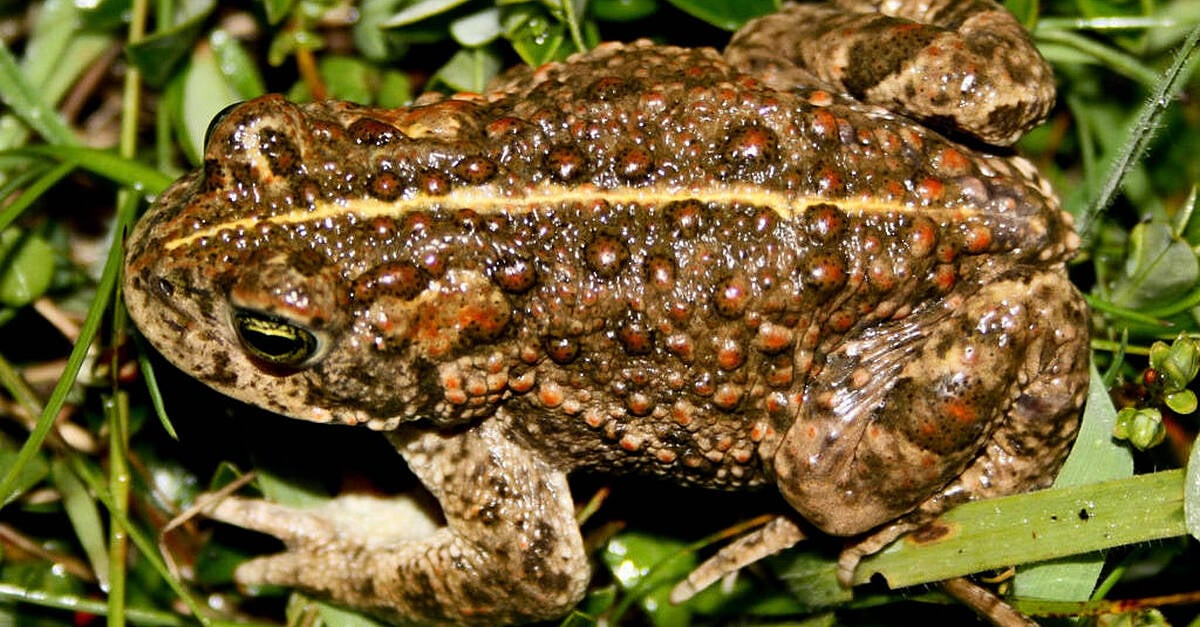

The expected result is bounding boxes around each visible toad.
[124,0,1090,623]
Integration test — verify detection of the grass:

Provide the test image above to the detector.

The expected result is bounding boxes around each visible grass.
[1,0,1200,625]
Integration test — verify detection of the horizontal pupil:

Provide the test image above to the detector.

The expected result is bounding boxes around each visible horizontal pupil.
[234,310,314,362]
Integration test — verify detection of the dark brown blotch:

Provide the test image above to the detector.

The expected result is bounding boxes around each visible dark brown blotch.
[288,248,328,277]
[645,253,676,290]
[491,256,538,294]
[616,145,654,181]
[713,275,752,318]
[293,176,321,207]
[259,128,301,175]
[805,203,846,241]
[584,233,629,278]
[455,208,479,230]
[616,312,654,356]
[418,248,448,278]
[203,159,229,190]
[356,263,428,301]
[453,156,498,185]
[804,252,847,293]
[460,305,510,344]
[908,521,955,545]
[371,216,397,237]
[722,123,778,169]
[368,171,405,201]
[843,20,939,98]
[664,200,704,238]
[545,145,589,182]
[587,75,636,101]
[419,171,452,196]
[544,336,580,365]
[348,117,401,146]
[905,215,939,259]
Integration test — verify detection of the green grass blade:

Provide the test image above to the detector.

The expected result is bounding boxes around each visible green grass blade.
[0,160,75,233]
[1077,23,1200,240]
[0,180,129,507]
[0,40,78,146]
[856,470,1185,589]
[50,459,111,588]
[134,343,179,440]
[65,455,213,626]
[0,582,188,626]
[4,146,174,196]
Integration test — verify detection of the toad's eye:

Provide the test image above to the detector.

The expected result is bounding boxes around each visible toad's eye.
[233,308,321,368]
[204,101,245,149]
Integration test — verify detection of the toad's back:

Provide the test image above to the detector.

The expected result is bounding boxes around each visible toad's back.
[124,6,1089,621]
[128,42,1076,486]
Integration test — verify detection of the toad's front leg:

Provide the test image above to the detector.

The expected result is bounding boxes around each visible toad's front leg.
[205,418,589,625]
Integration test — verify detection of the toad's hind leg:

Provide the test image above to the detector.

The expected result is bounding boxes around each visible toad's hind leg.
[772,270,1089,542]
[725,0,1055,145]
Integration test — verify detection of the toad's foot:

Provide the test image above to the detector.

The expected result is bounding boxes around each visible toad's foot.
[201,491,442,551]
[203,420,590,625]
[669,515,807,604]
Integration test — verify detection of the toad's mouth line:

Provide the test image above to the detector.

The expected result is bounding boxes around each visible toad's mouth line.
[161,183,986,251]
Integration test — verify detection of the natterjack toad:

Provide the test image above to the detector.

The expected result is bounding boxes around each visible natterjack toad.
[124,0,1089,623]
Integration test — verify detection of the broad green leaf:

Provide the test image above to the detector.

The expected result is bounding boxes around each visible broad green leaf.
[1013,363,1134,598]
[316,599,390,627]
[355,0,415,60]
[1049,364,1134,488]
[1186,432,1200,542]
[432,47,503,93]
[376,71,413,108]
[209,30,267,100]
[591,0,658,22]
[662,0,774,31]
[77,0,133,29]
[263,0,298,25]
[384,0,474,27]
[319,56,375,104]
[505,5,569,66]
[451,7,504,47]
[1110,221,1198,309]
[570,585,617,622]
[173,41,244,165]
[126,0,217,87]
[603,531,696,627]
[0,227,56,307]
[1004,0,1039,28]
[771,549,853,610]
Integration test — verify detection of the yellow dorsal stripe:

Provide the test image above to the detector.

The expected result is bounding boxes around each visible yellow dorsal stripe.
[163,183,967,251]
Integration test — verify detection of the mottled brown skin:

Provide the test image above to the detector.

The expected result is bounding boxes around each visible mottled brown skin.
[124,1,1089,624]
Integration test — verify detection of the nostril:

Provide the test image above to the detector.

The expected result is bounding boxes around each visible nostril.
[155,277,175,297]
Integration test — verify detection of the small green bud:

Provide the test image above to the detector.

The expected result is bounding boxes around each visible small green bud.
[1149,333,1200,392]
[1112,407,1166,450]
